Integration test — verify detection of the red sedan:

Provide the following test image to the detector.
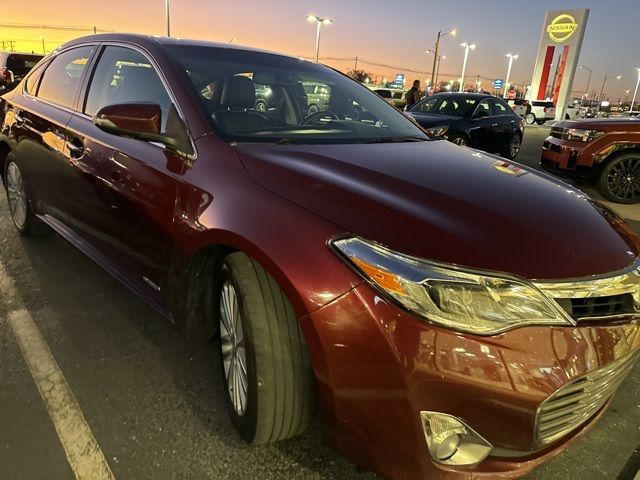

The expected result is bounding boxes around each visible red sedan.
[1,34,639,479]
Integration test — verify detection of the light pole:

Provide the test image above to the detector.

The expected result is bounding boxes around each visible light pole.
[307,15,333,63]
[459,42,475,92]
[598,74,622,107]
[165,0,170,37]
[40,36,45,54]
[429,29,456,88]
[632,68,640,110]
[579,65,592,107]
[426,50,446,91]
[503,53,518,98]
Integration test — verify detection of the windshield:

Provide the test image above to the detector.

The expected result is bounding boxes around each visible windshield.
[409,95,478,116]
[167,45,428,144]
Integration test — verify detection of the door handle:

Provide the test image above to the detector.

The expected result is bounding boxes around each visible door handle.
[66,138,85,159]
[491,123,498,127]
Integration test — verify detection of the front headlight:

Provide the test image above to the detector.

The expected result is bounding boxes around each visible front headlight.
[426,125,449,137]
[564,128,604,142]
[332,237,572,335]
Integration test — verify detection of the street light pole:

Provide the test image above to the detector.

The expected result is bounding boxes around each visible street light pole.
[503,53,518,98]
[632,68,640,110]
[429,29,455,87]
[459,42,475,93]
[165,0,171,37]
[435,55,445,89]
[307,15,333,63]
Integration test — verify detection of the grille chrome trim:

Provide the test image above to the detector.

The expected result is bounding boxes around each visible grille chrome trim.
[535,349,640,445]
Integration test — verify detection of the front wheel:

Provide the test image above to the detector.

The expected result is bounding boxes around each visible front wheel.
[597,153,640,204]
[3,154,49,236]
[307,104,319,116]
[448,134,469,147]
[217,252,313,444]
[525,113,535,125]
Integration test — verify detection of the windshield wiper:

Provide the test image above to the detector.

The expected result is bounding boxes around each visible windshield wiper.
[275,138,302,145]
[365,136,427,144]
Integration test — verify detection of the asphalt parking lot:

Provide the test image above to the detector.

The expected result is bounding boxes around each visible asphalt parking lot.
[0,127,638,480]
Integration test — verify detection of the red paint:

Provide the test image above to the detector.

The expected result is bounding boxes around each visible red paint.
[552,46,570,105]
[537,46,555,100]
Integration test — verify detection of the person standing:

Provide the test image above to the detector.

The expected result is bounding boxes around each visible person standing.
[405,80,422,108]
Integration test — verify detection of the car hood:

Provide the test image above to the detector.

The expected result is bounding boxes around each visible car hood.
[555,118,640,131]
[235,140,639,279]
[405,112,461,127]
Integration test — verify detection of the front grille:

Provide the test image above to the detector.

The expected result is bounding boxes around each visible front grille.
[570,294,635,319]
[536,349,640,445]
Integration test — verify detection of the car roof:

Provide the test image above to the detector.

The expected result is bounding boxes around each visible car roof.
[432,92,495,100]
[59,33,298,61]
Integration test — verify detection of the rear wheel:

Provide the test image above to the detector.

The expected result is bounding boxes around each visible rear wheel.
[3,154,49,236]
[307,104,319,116]
[597,153,640,204]
[501,134,521,160]
[525,113,535,125]
[217,252,313,444]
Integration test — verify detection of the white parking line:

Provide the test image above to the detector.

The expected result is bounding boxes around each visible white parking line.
[0,262,115,480]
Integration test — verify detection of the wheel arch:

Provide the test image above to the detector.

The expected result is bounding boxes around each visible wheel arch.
[594,143,640,172]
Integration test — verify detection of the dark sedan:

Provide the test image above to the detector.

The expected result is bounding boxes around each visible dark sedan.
[1,34,639,480]
[406,92,524,159]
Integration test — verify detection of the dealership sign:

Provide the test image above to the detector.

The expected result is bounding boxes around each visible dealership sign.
[547,14,579,43]
[492,79,504,89]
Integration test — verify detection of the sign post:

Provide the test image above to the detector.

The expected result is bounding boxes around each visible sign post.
[529,9,590,120]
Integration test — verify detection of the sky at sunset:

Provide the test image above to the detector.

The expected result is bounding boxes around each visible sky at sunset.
[1,0,639,99]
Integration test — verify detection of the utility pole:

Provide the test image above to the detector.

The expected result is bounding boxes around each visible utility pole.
[165,0,171,37]
[354,56,358,72]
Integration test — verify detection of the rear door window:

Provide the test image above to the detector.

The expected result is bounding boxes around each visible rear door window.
[492,98,511,116]
[37,46,95,109]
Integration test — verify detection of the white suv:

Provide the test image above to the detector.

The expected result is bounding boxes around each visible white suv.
[525,100,556,125]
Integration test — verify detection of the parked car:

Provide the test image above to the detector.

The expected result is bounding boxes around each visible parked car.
[2,34,640,480]
[507,97,530,117]
[541,118,640,203]
[564,103,588,120]
[301,81,330,115]
[370,87,406,109]
[0,51,44,92]
[524,100,556,125]
[406,92,524,159]
[621,111,640,118]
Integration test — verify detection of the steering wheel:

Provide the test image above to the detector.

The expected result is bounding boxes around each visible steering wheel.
[299,110,340,125]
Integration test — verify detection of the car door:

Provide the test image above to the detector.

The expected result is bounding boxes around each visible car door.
[60,45,190,306]
[490,98,517,150]
[4,46,95,218]
[467,99,496,151]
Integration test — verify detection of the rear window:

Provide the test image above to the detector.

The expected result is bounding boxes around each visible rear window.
[6,54,43,78]
[375,89,392,99]
[532,101,555,108]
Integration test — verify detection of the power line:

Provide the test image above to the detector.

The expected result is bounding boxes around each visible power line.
[0,22,113,33]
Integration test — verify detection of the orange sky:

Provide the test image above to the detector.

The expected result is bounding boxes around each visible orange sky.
[1,0,638,99]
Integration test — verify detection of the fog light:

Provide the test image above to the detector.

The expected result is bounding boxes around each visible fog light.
[421,411,492,466]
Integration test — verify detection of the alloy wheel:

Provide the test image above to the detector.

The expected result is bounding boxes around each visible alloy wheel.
[606,157,640,202]
[452,137,467,146]
[6,162,27,229]
[510,136,521,158]
[220,280,249,416]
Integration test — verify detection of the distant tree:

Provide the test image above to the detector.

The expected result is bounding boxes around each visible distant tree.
[347,69,373,83]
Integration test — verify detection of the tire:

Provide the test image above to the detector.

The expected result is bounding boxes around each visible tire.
[525,113,535,125]
[565,114,570,120]
[448,134,469,147]
[217,252,313,444]
[501,133,522,160]
[307,104,319,116]
[3,153,49,236]
[255,100,267,113]
[597,153,640,204]
[536,120,546,125]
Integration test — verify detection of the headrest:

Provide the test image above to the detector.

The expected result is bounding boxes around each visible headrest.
[221,76,256,109]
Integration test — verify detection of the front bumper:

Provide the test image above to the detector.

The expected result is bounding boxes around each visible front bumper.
[302,282,640,479]
[540,136,596,180]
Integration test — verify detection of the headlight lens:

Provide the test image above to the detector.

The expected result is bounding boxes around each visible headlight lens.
[332,237,572,335]
[564,128,604,142]
[425,125,449,137]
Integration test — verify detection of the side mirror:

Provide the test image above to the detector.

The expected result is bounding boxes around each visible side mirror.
[93,103,193,156]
